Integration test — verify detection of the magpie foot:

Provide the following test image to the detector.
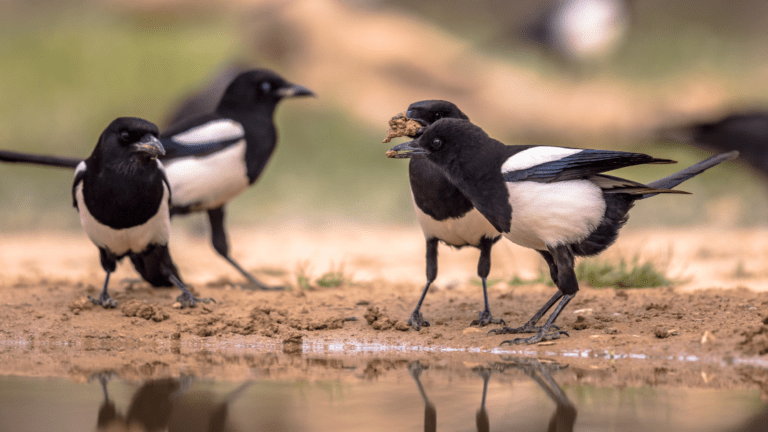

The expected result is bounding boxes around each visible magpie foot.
[487,323,560,336]
[176,292,216,308]
[470,310,506,327]
[499,329,569,345]
[242,274,286,291]
[88,293,118,308]
[408,311,430,331]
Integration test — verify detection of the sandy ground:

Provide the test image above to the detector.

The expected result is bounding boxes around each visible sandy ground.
[2,223,768,394]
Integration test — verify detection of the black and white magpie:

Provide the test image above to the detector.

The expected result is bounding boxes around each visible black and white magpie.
[658,111,768,180]
[74,117,211,308]
[0,69,314,289]
[394,100,502,330]
[389,118,738,344]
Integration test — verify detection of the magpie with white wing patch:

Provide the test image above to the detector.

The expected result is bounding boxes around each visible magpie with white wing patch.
[389,118,737,344]
[74,117,212,308]
[393,100,502,330]
[0,69,314,290]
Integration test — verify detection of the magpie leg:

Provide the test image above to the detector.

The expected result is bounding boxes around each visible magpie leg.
[169,274,215,308]
[487,249,561,335]
[408,238,438,330]
[471,237,505,327]
[208,207,283,291]
[89,249,118,308]
[500,245,578,345]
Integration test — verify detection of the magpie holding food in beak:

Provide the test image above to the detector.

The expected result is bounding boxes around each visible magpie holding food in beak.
[0,69,314,290]
[391,100,503,330]
[389,118,737,344]
[74,117,212,308]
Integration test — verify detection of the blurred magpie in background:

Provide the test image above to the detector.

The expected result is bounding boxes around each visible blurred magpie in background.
[389,118,737,344]
[393,100,502,330]
[75,117,211,308]
[0,68,314,290]
[658,111,768,180]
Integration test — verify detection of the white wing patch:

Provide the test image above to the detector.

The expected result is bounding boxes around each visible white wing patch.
[163,140,249,210]
[74,161,86,176]
[503,180,606,250]
[75,182,171,256]
[412,193,500,247]
[501,147,582,173]
[171,119,244,145]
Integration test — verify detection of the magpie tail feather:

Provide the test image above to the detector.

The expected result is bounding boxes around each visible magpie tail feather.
[641,151,739,199]
[0,149,82,168]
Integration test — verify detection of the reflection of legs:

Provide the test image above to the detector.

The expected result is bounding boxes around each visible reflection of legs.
[89,249,118,308]
[409,239,438,330]
[495,357,577,432]
[475,368,491,432]
[208,207,283,291]
[408,362,436,432]
[471,237,505,327]
[93,372,123,429]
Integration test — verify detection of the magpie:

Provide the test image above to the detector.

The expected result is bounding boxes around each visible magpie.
[658,111,768,180]
[523,0,631,65]
[392,100,502,331]
[0,69,314,289]
[389,118,738,344]
[75,117,211,308]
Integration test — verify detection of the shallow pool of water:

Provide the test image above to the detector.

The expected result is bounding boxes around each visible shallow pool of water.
[0,354,765,432]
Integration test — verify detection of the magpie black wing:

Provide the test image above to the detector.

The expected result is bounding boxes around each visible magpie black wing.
[160,115,245,160]
[503,149,676,183]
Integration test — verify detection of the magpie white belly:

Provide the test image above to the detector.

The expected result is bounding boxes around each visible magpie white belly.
[503,180,606,250]
[163,140,249,211]
[413,195,500,247]
[76,184,171,256]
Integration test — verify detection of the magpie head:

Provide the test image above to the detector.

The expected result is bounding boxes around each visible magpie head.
[97,117,164,165]
[404,100,469,138]
[387,118,485,168]
[218,69,315,111]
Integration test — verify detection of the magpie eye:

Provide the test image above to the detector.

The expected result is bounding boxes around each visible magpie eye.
[120,131,131,142]
[261,82,272,92]
[432,138,442,149]
[433,112,442,120]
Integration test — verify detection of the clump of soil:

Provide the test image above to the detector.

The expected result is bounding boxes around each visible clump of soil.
[121,300,169,322]
[364,306,409,331]
[382,112,422,143]
[740,317,768,355]
[68,296,94,315]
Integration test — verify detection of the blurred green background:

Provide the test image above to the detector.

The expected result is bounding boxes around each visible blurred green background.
[0,0,766,233]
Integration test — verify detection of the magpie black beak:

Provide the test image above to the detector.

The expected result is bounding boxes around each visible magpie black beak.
[387,140,428,159]
[276,83,316,98]
[130,134,165,159]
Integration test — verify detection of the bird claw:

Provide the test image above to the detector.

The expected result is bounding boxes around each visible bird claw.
[408,311,430,331]
[499,330,570,346]
[470,310,506,327]
[88,293,118,308]
[175,293,216,308]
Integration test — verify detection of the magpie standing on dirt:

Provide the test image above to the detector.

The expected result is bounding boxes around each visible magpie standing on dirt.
[389,118,737,344]
[0,69,314,289]
[393,100,502,330]
[75,117,211,308]
[658,111,768,179]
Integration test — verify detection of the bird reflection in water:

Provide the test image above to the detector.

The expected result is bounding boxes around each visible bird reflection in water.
[93,373,250,432]
[408,357,577,432]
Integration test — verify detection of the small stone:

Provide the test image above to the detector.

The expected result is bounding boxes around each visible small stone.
[172,302,182,309]
[462,327,482,334]
[395,321,410,331]
[654,326,673,338]
[604,327,618,335]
